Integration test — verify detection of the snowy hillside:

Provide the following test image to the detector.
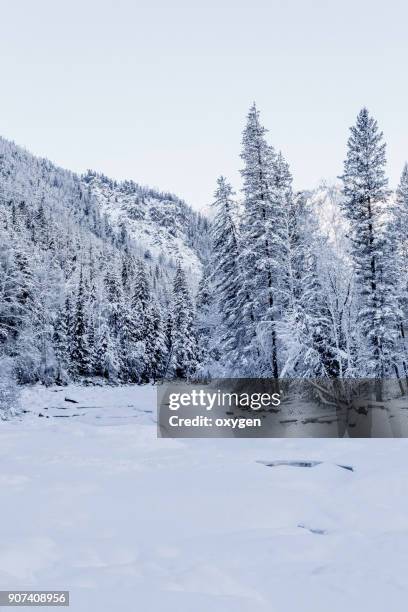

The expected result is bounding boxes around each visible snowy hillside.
[82,171,207,279]
[0,136,206,387]
[0,137,208,279]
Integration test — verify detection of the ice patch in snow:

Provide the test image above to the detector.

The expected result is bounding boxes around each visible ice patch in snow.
[257,459,354,471]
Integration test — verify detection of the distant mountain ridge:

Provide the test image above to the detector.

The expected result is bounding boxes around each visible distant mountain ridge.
[81,170,208,280]
[0,136,209,281]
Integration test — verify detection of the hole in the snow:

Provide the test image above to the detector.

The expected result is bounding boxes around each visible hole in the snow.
[257,460,354,471]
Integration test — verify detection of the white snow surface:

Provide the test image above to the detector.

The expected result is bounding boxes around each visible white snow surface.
[1,384,408,611]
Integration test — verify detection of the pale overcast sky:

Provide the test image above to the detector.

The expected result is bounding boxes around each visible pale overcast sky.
[1,0,408,210]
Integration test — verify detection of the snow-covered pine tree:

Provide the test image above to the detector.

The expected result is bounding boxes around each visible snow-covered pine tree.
[119,302,137,382]
[237,104,287,377]
[121,247,136,291]
[280,184,354,380]
[71,268,91,376]
[0,357,20,419]
[209,177,242,373]
[395,164,408,316]
[163,310,173,372]
[168,262,197,379]
[53,306,70,384]
[87,314,96,376]
[0,235,21,345]
[13,247,35,317]
[131,260,155,381]
[94,321,121,380]
[63,295,74,361]
[34,264,62,384]
[340,108,401,398]
[195,264,217,376]
[280,240,339,377]
[104,266,124,339]
[273,152,296,312]
[394,163,408,385]
[131,260,151,336]
[149,300,167,382]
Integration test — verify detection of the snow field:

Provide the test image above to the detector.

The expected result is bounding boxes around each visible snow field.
[0,385,408,611]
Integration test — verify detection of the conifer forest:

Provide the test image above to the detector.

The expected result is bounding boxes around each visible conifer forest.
[2,105,408,413]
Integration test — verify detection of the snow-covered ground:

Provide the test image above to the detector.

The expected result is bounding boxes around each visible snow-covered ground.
[1,385,408,611]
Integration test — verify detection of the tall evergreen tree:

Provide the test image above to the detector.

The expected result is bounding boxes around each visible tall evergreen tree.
[149,300,167,382]
[104,266,124,339]
[130,260,155,380]
[168,262,197,379]
[237,104,287,377]
[340,108,401,397]
[63,295,74,358]
[71,269,91,375]
[280,242,339,378]
[195,265,216,372]
[274,152,296,312]
[209,177,242,372]
[131,260,151,339]
[87,314,96,375]
[395,163,408,314]
[385,163,408,388]
[53,306,70,384]
[95,321,120,380]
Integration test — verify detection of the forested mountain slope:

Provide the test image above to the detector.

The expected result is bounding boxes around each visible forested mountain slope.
[82,171,208,278]
[0,137,208,392]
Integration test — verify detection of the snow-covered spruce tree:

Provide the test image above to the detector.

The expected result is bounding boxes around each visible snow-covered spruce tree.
[104,266,124,340]
[195,266,214,362]
[279,214,340,378]
[71,269,92,376]
[34,264,62,385]
[0,357,20,419]
[131,260,151,335]
[208,177,242,373]
[87,314,97,375]
[387,164,408,389]
[195,264,219,378]
[0,232,21,346]
[300,251,339,377]
[273,151,296,312]
[94,321,121,380]
[63,295,74,361]
[340,108,401,398]
[53,306,70,384]
[164,310,173,370]
[395,164,408,318]
[130,260,155,381]
[121,247,137,291]
[13,246,35,321]
[119,302,138,382]
[167,262,197,379]
[237,104,288,377]
[149,300,167,382]
[396,163,408,237]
